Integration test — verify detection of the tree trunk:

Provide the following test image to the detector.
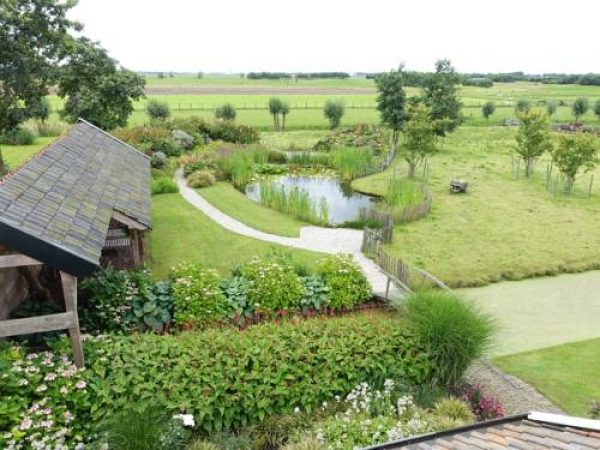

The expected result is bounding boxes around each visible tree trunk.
[525,158,534,177]
[0,147,5,177]
[282,114,286,131]
[408,161,417,178]
[564,176,575,193]
[390,130,399,153]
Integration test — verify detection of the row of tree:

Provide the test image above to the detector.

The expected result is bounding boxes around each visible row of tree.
[246,72,350,80]
[482,97,600,123]
[0,0,146,136]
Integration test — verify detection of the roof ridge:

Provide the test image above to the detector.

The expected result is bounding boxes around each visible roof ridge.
[76,118,150,160]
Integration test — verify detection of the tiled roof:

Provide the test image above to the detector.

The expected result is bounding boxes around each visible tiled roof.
[0,119,150,276]
[365,412,600,450]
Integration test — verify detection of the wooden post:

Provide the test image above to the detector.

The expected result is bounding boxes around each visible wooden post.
[385,277,391,300]
[60,271,84,368]
[131,229,140,267]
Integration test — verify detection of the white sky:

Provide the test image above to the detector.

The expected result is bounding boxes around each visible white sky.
[70,0,600,74]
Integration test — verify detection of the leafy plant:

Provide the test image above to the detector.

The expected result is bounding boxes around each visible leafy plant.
[514,109,553,176]
[313,124,387,154]
[572,97,589,122]
[460,384,505,420]
[399,290,495,386]
[151,151,168,169]
[323,100,345,129]
[152,177,179,195]
[0,127,36,145]
[215,103,237,121]
[551,132,599,193]
[402,103,442,178]
[187,170,216,188]
[171,263,228,329]
[300,275,330,313]
[146,100,171,122]
[515,99,531,114]
[375,68,407,152]
[330,147,374,180]
[258,182,329,225]
[315,254,371,310]
[481,101,495,121]
[221,275,253,326]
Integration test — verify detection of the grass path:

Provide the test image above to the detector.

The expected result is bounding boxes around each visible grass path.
[494,338,600,416]
[461,270,600,356]
[198,182,307,237]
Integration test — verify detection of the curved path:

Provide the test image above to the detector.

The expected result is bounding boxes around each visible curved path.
[175,170,399,298]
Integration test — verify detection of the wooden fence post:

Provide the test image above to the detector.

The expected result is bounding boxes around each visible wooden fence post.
[60,272,84,368]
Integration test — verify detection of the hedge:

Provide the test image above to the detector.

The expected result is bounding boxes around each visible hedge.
[88,312,430,433]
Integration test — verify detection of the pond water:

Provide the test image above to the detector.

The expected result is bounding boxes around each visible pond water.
[245,176,377,225]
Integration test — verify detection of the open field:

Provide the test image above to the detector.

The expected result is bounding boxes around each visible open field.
[198,182,308,237]
[149,193,323,278]
[495,338,600,416]
[352,127,600,287]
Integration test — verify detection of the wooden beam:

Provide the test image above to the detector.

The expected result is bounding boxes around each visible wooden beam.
[131,229,140,267]
[60,271,84,368]
[0,254,43,269]
[0,312,76,337]
[112,211,148,231]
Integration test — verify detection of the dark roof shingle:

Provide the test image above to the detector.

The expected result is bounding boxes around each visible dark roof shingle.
[0,119,150,275]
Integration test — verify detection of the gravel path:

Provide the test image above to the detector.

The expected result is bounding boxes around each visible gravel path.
[465,360,564,415]
[175,170,400,298]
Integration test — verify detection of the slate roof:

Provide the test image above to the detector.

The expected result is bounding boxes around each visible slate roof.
[0,119,150,276]
[365,412,600,450]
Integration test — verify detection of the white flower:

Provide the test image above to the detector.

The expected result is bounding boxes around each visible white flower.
[36,384,48,392]
[294,407,301,414]
[173,414,195,427]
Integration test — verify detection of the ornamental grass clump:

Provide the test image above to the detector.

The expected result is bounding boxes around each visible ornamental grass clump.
[399,290,495,386]
[330,147,374,180]
[171,263,228,329]
[258,182,329,225]
[240,257,303,312]
[316,254,371,309]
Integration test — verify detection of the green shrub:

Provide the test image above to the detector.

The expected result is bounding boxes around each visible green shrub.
[79,267,173,333]
[187,170,216,188]
[181,150,219,176]
[0,346,95,450]
[218,150,255,188]
[146,100,172,121]
[1,127,36,145]
[282,438,325,450]
[147,137,182,157]
[240,257,303,312]
[220,275,252,326]
[316,255,371,309]
[188,441,221,450]
[151,151,168,169]
[215,103,237,121]
[87,313,429,433]
[113,125,171,146]
[400,290,495,386]
[152,177,180,195]
[171,263,228,328]
[267,149,288,164]
[300,275,330,312]
[314,124,387,154]
[431,397,474,423]
[323,100,345,129]
[27,119,68,137]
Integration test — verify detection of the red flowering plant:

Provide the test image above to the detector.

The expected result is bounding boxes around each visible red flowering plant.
[460,384,505,421]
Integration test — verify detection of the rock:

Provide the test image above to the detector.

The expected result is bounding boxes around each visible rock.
[172,129,194,150]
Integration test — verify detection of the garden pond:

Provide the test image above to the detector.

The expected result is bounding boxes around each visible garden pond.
[245,175,377,225]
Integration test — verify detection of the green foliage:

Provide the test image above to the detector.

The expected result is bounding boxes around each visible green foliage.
[220,275,252,326]
[268,97,284,130]
[79,267,174,333]
[215,103,237,121]
[315,254,371,310]
[287,152,331,168]
[240,257,303,312]
[0,127,36,145]
[248,413,308,450]
[281,101,291,131]
[515,99,531,114]
[59,38,145,130]
[402,103,441,177]
[171,263,227,328]
[87,313,429,433]
[323,100,345,129]
[572,97,589,122]
[258,182,329,225]
[218,150,256,188]
[152,177,179,195]
[481,101,496,121]
[375,69,407,149]
[300,275,330,312]
[313,124,387,154]
[547,100,557,117]
[188,442,221,450]
[330,147,374,180]
[431,397,474,423]
[0,148,6,177]
[0,346,94,450]
[399,290,495,386]
[98,404,191,450]
[0,0,78,133]
[594,99,600,119]
[514,109,553,176]
[151,151,168,169]
[146,100,172,121]
[282,438,325,450]
[173,116,260,144]
[552,132,599,193]
[31,97,52,123]
[383,176,423,211]
[187,170,216,188]
[421,59,462,136]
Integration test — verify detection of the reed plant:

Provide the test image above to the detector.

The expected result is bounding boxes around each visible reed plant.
[330,147,373,180]
[287,152,332,168]
[258,182,329,225]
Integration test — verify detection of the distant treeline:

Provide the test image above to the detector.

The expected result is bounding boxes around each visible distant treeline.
[246,72,350,80]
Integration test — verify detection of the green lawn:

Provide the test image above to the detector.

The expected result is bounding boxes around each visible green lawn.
[2,137,55,170]
[495,338,600,416]
[198,182,307,237]
[352,127,600,287]
[149,193,323,278]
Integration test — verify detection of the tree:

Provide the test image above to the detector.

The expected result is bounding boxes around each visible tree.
[421,59,462,137]
[0,148,6,177]
[215,103,236,121]
[481,101,496,122]
[515,99,531,115]
[197,71,203,79]
[268,97,283,130]
[0,0,80,134]
[375,68,406,152]
[146,100,171,121]
[552,132,598,193]
[59,38,145,130]
[32,98,52,123]
[402,103,441,178]
[323,100,344,129]
[572,97,589,123]
[546,100,557,118]
[514,110,553,177]
[280,101,290,131]
[594,99,600,120]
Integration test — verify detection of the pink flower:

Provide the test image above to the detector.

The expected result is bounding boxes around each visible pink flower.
[44,372,57,382]
[19,419,33,430]
[75,380,87,390]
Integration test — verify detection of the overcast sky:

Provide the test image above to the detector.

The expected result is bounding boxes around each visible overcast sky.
[69,0,599,74]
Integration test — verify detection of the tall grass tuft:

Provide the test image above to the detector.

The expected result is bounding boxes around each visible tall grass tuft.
[383,176,423,210]
[287,152,332,168]
[395,289,495,387]
[259,182,329,225]
[330,147,373,180]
